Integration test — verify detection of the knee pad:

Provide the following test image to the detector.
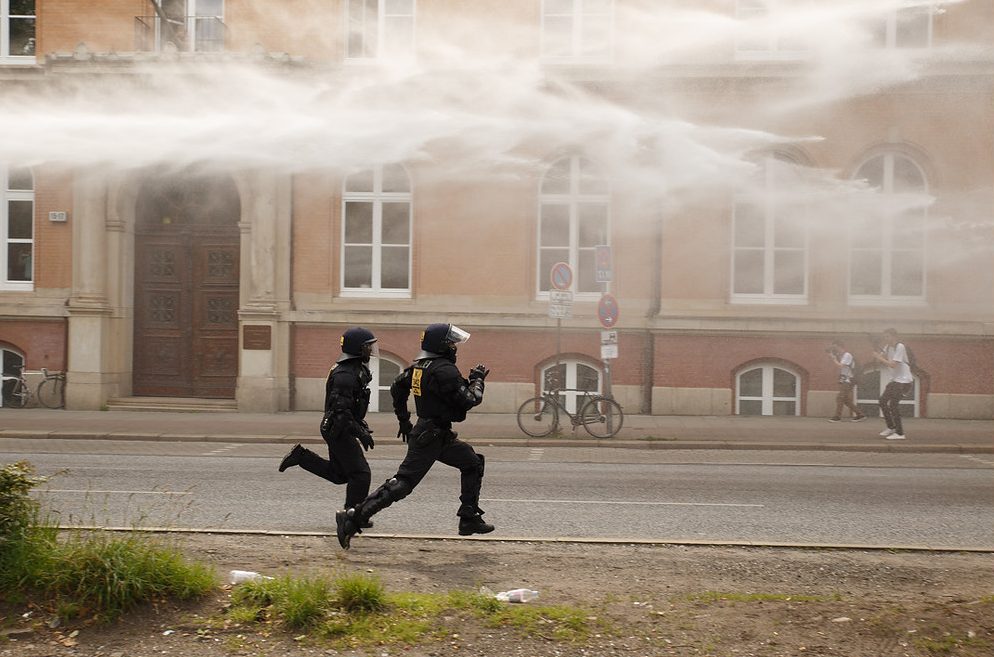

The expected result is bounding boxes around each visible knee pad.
[384,476,413,502]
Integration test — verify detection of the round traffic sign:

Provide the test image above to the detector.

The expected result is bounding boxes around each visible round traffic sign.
[597,293,619,328]
[550,262,573,291]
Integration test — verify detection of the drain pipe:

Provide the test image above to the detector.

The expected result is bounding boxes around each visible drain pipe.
[641,209,664,414]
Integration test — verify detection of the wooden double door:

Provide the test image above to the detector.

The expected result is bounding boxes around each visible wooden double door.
[133,226,240,398]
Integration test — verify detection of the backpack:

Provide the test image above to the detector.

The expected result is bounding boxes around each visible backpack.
[902,343,926,378]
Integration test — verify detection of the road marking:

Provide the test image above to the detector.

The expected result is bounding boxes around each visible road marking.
[959,455,994,467]
[40,489,192,496]
[205,444,243,456]
[482,498,763,508]
[528,448,544,461]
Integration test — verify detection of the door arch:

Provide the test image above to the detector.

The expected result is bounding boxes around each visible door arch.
[132,170,241,398]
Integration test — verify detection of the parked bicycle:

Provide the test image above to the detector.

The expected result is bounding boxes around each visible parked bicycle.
[516,388,624,438]
[37,368,66,409]
[1,365,33,408]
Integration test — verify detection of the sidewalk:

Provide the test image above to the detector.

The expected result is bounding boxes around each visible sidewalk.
[1,408,991,453]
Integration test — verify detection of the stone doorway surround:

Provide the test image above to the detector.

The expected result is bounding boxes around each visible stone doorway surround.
[64,168,292,412]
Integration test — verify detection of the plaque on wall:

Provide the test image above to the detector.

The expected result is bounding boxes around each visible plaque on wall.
[242,325,272,350]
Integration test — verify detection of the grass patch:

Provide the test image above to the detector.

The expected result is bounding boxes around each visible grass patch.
[687,591,842,604]
[225,574,604,648]
[1,460,216,620]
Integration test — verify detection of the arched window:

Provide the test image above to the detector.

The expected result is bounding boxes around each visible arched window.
[850,152,927,303]
[538,156,609,297]
[732,153,807,302]
[541,0,613,61]
[368,354,404,413]
[2,166,33,290]
[1,345,25,407]
[736,363,800,416]
[346,0,416,60]
[342,164,412,297]
[855,368,921,419]
[540,359,601,413]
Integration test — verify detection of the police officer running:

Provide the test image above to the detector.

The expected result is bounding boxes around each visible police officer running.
[278,327,377,521]
[335,323,493,549]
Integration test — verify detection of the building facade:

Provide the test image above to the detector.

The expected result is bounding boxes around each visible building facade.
[1,1,992,418]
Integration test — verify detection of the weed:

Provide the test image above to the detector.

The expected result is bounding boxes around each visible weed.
[334,573,386,613]
[1,460,216,620]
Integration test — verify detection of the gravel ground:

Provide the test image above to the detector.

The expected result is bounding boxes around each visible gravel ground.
[2,533,992,657]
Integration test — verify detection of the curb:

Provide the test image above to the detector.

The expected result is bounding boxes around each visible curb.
[66,526,994,553]
[2,430,992,454]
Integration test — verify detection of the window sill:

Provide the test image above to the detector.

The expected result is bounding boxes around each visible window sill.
[848,296,927,307]
[339,290,411,300]
[729,295,808,305]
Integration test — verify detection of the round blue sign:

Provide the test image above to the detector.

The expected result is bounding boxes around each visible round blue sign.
[598,294,619,328]
[550,262,573,291]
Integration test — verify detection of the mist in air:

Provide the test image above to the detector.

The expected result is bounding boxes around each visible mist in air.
[0,0,988,228]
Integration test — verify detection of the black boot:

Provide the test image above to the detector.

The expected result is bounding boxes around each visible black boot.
[335,509,359,550]
[458,515,494,536]
[278,444,305,472]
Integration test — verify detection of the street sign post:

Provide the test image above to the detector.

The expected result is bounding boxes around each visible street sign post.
[600,328,618,360]
[550,261,573,291]
[597,293,620,328]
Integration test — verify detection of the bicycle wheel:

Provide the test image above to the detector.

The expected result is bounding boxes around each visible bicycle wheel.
[516,397,559,437]
[37,377,65,409]
[6,381,30,408]
[580,397,624,438]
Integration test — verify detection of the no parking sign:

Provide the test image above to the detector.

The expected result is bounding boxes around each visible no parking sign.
[598,294,619,328]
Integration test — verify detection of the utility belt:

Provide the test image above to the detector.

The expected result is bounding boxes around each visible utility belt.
[409,418,457,446]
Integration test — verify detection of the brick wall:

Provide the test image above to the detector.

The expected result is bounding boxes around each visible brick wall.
[0,319,67,370]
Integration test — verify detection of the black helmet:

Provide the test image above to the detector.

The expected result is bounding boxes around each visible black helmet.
[338,327,377,363]
[417,323,470,360]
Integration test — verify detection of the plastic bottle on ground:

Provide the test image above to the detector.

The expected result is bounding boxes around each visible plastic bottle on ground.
[496,588,539,603]
[228,570,273,585]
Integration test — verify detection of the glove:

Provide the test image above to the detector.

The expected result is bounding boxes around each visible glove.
[397,418,414,443]
[469,364,490,382]
[356,421,374,451]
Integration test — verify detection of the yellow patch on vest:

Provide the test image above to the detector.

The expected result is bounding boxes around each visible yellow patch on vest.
[412,367,423,397]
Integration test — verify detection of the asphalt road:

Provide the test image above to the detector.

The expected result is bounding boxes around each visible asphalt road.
[5,439,993,550]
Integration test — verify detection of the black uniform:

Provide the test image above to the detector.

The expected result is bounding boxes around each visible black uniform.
[293,359,373,508]
[342,355,487,531]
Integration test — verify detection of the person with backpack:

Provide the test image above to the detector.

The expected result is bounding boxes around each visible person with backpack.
[277,327,377,521]
[826,339,867,422]
[873,328,913,440]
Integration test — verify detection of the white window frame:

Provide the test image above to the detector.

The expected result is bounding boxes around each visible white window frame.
[540,0,614,63]
[735,363,801,416]
[730,154,809,304]
[540,359,602,414]
[733,0,811,61]
[368,354,405,413]
[855,368,921,418]
[848,152,928,306]
[1,0,35,63]
[340,165,413,298]
[187,0,225,53]
[345,0,416,61]
[878,1,934,49]
[1,165,33,291]
[537,156,610,300]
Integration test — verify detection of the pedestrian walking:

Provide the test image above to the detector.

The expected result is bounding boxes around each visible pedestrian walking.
[278,327,377,521]
[336,323,493,549]
[873,328,913,440]
[826,339,866,422]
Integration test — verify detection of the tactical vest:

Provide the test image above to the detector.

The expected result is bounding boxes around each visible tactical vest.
[411,358,467,423]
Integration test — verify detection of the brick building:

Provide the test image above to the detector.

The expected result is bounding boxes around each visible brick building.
[0,1,992,419]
